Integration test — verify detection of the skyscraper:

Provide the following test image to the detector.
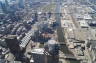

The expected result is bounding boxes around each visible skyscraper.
[31,48,59,63]
[0,0,8,13]
[5,0,9,7]
[5,35,21,54]
[5,35,24,61]
[0,1,3,13]
[44,39,60,63]
[18,0,24,8]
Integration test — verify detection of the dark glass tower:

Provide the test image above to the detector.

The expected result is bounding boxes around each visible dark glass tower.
[18,0,24,8]
[5,35,21,54]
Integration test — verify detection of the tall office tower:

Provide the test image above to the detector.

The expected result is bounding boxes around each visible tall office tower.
[31,48,46,63]
[44,39,60,63]
[0,1,3,13]
[0,0,9,13]
[5,0,9,7]
[45,39,60,55]
[31,48,58,63]
[0,1,7,13]
[5,35,21,54]
[5,35,24,61]
[5,35,28,62]
[31,40,59,63]
[18,0,24,8]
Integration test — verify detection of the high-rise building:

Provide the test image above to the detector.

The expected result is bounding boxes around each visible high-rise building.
[31,48,59,63]
[18,0,24,8]
[31,48,45,63]
[44,39,60,55]
[0,0,8,13]
[0,1,3,13]
[5,0,9,7]
[89,40,96,63]
[5,35,26,61]
[44,39,60,63]
[5,35,21,54]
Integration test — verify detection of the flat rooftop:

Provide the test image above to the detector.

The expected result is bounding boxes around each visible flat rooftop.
[31,48,44,54]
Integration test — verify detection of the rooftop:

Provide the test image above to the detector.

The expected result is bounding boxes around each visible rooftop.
[31,48,44,54]
[78,20,89,27]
